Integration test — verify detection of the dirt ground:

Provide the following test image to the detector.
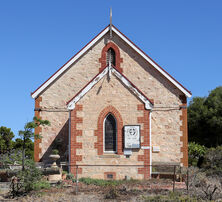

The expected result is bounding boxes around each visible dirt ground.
[0,179,187,202]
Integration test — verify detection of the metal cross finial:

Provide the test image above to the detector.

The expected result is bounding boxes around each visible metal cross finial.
[110,7,112,39]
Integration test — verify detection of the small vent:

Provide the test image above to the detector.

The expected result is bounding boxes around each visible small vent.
[107,174,113,179]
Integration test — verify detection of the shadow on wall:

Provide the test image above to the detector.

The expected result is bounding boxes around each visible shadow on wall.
[41,120,69,166]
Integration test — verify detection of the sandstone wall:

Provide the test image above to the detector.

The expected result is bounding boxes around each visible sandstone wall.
[75,75,145,179]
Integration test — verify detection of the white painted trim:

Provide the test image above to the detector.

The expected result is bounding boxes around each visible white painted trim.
[67,66,153,110]
[112,27,192,98]
[32,25,191,99]
[31,27,110,99]
[149,111,152,178]
[68,110,71,173]
[67,68,108,110]
[111,68,153,110]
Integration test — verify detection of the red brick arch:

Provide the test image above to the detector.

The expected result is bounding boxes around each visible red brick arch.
[94,106,123,155]
[99,42,123,73]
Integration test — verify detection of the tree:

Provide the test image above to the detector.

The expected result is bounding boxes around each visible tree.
[0,126,14,154]
[188,86,222,147]
[19,117,50,170]
[13,138,34,159]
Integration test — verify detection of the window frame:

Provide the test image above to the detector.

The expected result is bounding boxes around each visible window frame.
[106,48,116,66]
[103,113,117,153]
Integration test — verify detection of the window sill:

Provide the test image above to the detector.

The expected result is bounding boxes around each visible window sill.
[99,154,120,158]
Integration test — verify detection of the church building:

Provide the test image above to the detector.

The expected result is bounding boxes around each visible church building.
[31,24,191,179]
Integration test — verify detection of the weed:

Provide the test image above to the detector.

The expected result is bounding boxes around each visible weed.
[142,192,198,202]
[104,186,119,199]
[79,177,123,186]
[33,180,50,191]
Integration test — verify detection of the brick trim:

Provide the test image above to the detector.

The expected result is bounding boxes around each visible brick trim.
[34,96,42,162]
[137,104,150,179]
[99,42,123,73]
[179,95,188,167]
[104,172,116,180]
[70,104,83,175]
[94,106,123,155]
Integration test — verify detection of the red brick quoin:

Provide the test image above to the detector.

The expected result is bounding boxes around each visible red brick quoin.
[70,104,83,176]
[34,96,42,162]
[99,42,123,73]
[137,104,150,179]
[94,105,123,155]
[179,95,188,167]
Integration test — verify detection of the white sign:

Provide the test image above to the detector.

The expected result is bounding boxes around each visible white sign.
[124,125,140,149]
[141,146,150,150]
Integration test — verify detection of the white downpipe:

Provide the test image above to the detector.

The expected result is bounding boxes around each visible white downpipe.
[149,110,152,178]
[68,110,71,173]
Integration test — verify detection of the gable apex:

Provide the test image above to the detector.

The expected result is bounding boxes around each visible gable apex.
[31,24,191,99]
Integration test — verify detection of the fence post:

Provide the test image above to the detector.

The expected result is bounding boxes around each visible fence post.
[173,165,176,192]
[187,167,189,194]
[76,165,78,195]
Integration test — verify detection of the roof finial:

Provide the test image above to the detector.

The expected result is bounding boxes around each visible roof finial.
[110,7,112,39]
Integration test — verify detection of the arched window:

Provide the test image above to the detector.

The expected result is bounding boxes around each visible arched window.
[104,113,117,152]
[106,48,116,66]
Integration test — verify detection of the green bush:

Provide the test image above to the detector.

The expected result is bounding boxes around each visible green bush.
[33,180,50,191]
[188,142,206,166]
[51,149,59,155]
[79,177,122,186]
[17,159,42,192]
[66,173,77,183]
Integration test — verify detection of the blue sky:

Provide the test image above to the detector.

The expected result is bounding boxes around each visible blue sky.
[0,0,221,137]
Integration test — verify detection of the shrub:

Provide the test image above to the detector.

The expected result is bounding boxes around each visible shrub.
[202,146,222,174]
[10,159,42,196]
[62,170,68,175]
[188,166,222,200]
[18,159,42,192]
[104,186,119,199]
[51,149,59,155]
[79,177,122,186]
[66,173,74,180]
[188,142,206,167]
[33,180,50,191]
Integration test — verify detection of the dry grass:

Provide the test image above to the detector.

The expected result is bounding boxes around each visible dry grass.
[7,179,188,202]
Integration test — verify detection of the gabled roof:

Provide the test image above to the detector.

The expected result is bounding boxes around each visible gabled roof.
[67,65,154,110]
[31,24,192,99]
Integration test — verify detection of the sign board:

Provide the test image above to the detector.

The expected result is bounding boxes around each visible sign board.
[152,146,160,153]
[124,125,140,149]
[141,146,150,150]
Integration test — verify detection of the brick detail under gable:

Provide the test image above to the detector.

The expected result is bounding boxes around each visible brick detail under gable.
[179,95,188,167]
[34,96,42,162]
[70,104,83,175]
[94,105,123,155]
[137,104,150,179]
[99,42,123,73]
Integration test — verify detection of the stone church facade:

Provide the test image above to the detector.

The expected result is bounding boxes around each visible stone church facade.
[31,25,191,179]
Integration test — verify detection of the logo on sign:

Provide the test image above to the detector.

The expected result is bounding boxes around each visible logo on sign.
[124,125,140,149]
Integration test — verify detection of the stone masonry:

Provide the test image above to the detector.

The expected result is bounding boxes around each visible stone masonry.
[34,30,188,179]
